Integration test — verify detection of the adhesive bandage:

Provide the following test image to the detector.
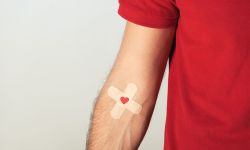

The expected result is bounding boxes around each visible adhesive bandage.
[107,83,142,119]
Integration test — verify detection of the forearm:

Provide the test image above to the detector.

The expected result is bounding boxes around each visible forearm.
[88,65,165,150]
[87,22,176,150]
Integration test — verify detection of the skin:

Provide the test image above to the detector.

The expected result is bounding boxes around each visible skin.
[87,21,177,150]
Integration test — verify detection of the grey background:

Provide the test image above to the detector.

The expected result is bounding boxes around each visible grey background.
[0,0,170,149]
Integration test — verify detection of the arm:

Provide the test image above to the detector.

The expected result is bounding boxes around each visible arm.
[87,21,176,150]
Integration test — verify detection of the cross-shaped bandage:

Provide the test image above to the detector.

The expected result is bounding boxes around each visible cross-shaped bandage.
[107,83,142,119]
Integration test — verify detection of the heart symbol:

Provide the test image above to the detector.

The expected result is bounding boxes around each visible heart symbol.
[120,97,129,104]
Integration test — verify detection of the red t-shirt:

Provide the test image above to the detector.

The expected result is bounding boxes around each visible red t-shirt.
[117,0,250,149]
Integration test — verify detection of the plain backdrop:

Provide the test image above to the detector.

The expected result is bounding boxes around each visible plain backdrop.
[0,0,170,149]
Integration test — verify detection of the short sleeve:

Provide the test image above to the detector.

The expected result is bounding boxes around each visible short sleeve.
[117,0,180,28]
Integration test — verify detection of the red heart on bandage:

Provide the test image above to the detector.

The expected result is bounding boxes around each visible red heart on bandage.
[120,97,129,104]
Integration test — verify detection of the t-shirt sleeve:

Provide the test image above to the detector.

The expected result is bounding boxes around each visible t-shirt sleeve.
[117,0,180,28]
